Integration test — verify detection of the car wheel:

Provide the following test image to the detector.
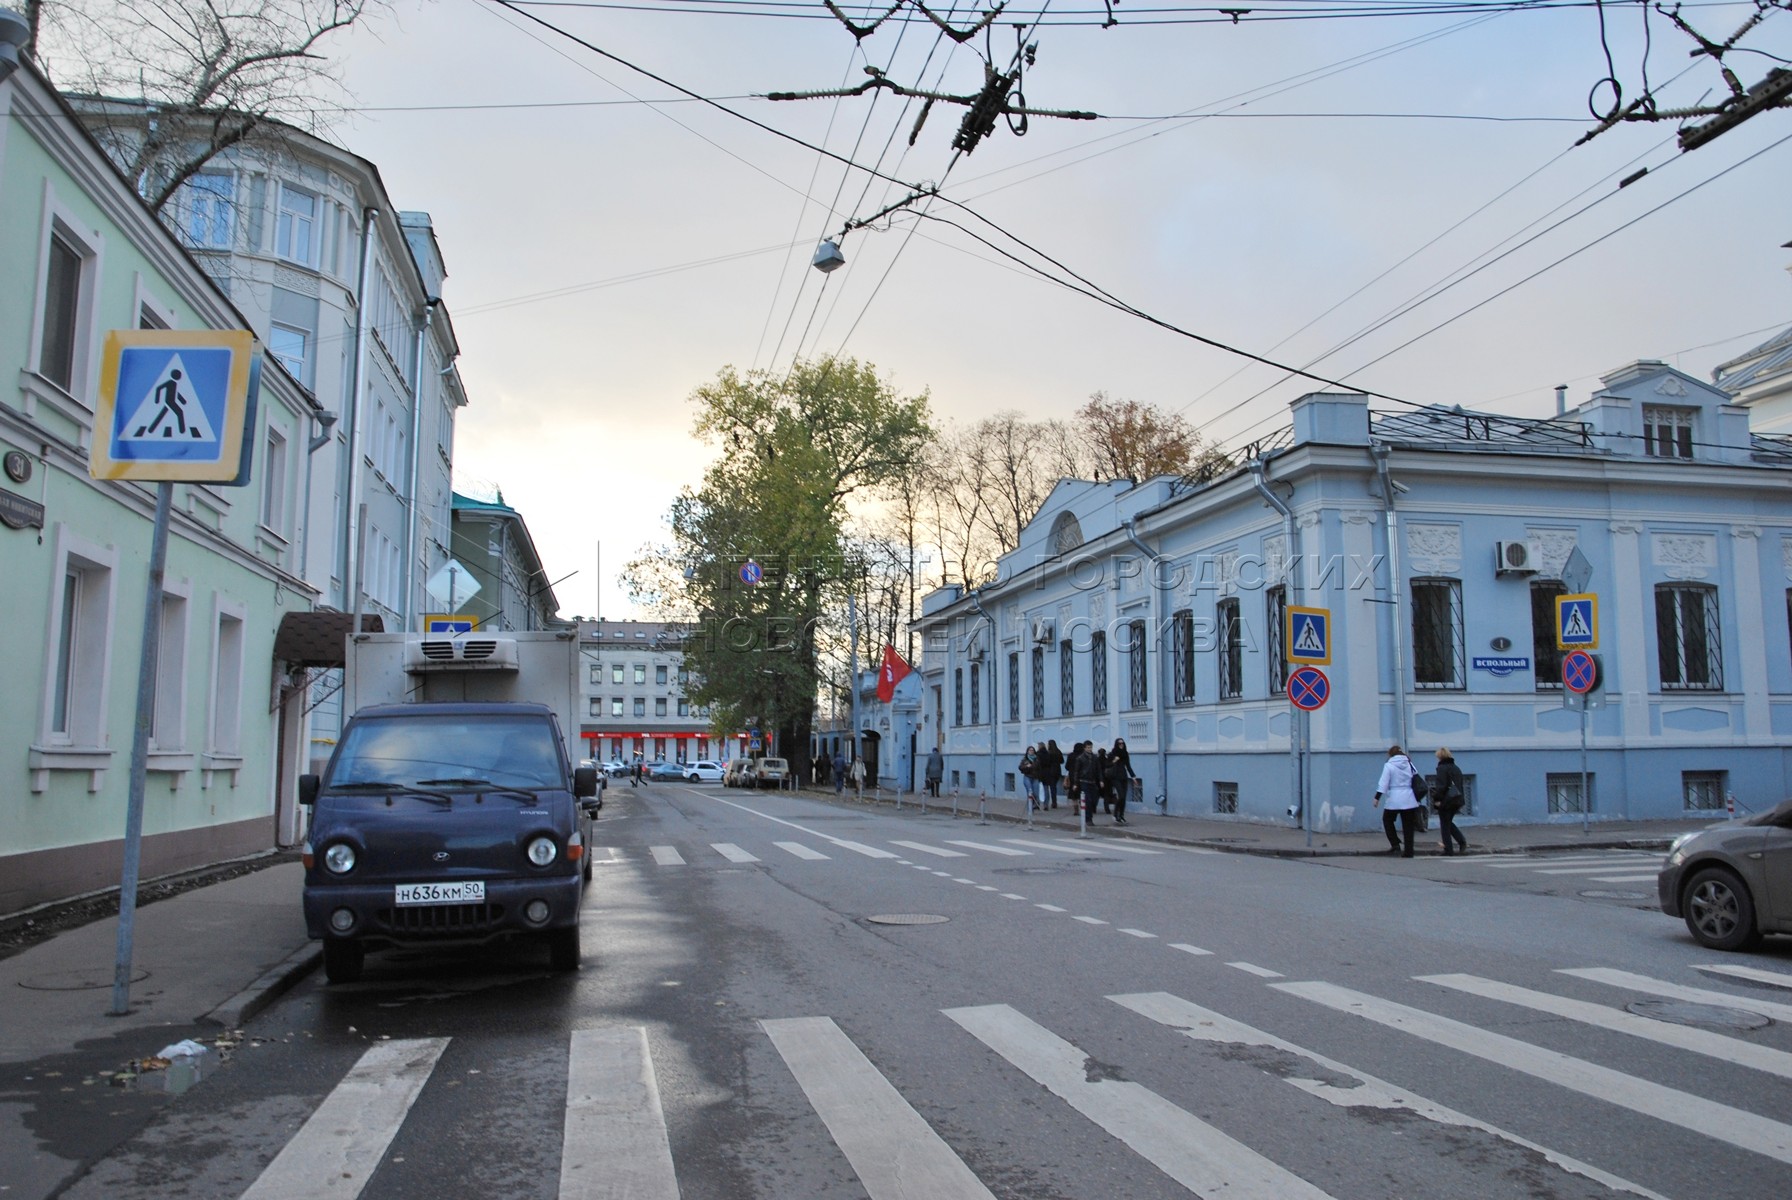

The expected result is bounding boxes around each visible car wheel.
[548,926,581,971]
[323,938,364,984]
[1683,867,1762,951]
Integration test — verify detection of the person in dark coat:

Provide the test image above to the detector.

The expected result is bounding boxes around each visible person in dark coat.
[1040,740,1064,808]
[832,749,847,795]
[1432,747,1468,855]
[1079,748,1106,823]
[1105,749,1134,825]
[924,746,944,798]
[1064,742,1085,813]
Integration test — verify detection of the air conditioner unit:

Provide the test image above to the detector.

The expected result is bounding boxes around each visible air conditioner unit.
[1031,618,1055,644]
[1494,540,1542,575]
[405,635,521,671]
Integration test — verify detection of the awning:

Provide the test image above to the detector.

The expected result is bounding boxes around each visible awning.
[273,611,385,668]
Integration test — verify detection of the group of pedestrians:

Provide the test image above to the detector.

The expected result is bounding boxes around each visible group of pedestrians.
[1018,738,1138,825]
[1372,744,1469,857]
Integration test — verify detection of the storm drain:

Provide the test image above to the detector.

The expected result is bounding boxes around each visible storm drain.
[865,914,949,926]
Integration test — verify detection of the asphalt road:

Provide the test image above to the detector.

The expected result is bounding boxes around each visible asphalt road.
[55,784,1792,1199]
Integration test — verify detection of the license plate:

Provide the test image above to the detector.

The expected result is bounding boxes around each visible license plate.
[395,881,485,906]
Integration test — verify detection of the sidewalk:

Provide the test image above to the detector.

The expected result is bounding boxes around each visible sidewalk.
[0,795,1696,1072]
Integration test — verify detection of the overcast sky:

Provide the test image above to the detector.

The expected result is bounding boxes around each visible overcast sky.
[324,0,1792,619]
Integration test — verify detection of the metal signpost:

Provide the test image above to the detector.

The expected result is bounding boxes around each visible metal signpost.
[1286,607,1332,848]
[91,330,260,1016]
[1559,573,1601,833]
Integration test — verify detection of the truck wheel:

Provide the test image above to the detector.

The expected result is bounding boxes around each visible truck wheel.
[548,926,581,971]
[323,939,364,984]
[583,855,593,884]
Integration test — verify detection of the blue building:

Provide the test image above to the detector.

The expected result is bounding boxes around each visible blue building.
[914,361,1792,829]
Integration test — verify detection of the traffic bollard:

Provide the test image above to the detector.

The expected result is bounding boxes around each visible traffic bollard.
[950,787,959,820]
[977,790,987,824]
[1077,803,1089,840]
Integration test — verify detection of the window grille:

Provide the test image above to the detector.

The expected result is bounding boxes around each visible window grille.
[1266,587,1288,694]
[1059,639,1075,715]
[954,667,964,725]
[1547,772,1590,814]
[1091,632,1108,711]
[1127,619,1149,709]
[1172,610,1195,703]
[1656,584,1722,691]
[1412,578,1465,689]
[1218,599,1243,700]
[1214,782,1238,814]
[1007,651,1020,721]
[1642,406,1694,459]
[969,662,981,724]
[1031,646,1045,719]
[1683,772,1725,812]
[1531,580,1566,691]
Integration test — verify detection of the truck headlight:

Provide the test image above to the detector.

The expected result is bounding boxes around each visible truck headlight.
[324,843,357,875]
[526,836,558,866]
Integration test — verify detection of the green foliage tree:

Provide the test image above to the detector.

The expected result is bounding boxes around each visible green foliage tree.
[630,357,932,781]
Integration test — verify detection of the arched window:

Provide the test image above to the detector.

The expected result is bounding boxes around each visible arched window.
[1050,511,1084,556]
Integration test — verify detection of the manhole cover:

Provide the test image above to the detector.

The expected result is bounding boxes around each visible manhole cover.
[19,967,149,991]
[1579,889,1648,901]
[865,914,949,926]
[1626,999,1771,1030]
[998,866,1066,875]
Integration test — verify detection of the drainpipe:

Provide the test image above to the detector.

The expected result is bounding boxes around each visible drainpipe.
[966,588,999,800]
[339,206,379,612]
[402,299,440,631]
[1250,457,1305,841]
[1372,443,1410,750]
[299,408,338,580]
[1122,516,1170,814]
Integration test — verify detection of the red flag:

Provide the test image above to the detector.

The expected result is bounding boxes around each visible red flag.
[875,644,913,702]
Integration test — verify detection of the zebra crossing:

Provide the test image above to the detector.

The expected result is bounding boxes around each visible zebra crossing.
[1440,849,1665,884]
[592,832,1170,868]
[231,960,1792,1199]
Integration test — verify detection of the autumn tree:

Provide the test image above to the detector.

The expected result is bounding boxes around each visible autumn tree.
[1078,391,1230,484]
[28,0,385,212]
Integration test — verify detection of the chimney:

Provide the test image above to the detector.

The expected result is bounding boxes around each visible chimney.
[1555,384,1567,416]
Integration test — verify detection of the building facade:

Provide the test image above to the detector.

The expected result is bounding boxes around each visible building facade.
[915,363,1792,829]
[577,620,731,764]
[1,59,320,910]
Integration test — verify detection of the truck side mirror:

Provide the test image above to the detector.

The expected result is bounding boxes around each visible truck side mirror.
[299,774,320,806]
[573,765,597,798]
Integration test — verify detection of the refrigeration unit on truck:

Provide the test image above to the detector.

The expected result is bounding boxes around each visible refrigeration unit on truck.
[300,630,600,983]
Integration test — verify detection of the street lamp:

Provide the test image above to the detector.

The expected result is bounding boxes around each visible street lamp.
[812,240,845,273]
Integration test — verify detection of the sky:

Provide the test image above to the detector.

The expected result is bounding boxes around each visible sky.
[317,0,1792,620]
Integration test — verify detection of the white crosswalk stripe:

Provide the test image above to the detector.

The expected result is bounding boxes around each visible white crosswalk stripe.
[1694,962,1792,992]
[891,839,969,858]
[711,843,760,863]
[648,846,684,866]
[561,1028,679,1200]
[1558,966,1792,1022]
[944,840,1031,856]
[776,840,831,860]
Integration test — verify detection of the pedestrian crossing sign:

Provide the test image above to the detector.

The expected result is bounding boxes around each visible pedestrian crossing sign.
[1286,605,1331,665]
[1556,594,1598,649]
[91,330,259,483]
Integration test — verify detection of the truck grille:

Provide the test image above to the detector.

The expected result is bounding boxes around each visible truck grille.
[418,639,500,661]
[376,903,504,936]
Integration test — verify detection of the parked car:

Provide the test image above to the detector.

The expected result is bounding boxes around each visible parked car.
[598,759,630,778]
[684,760,725,783]
[752,756,790,789]
[647,760,686,781]
[1658,797,1792,950]
[722,758,753,788]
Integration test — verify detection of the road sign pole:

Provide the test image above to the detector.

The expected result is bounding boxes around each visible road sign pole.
[1580,704,1590,836]
[112,481,172,1016]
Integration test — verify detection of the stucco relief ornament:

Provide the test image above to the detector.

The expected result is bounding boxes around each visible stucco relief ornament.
[1217,550,1239,597]
[1653,533,1715,581]
[1527,529,1578,578]
[1782,535,1792,582]
[1263,534,1288,587]
[1405,524,1462,575]
[1089,591,1107,629]
[1654,377,1691,398]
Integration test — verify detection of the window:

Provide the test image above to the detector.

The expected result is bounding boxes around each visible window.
[268,324,308,383]
[678,699,689,717]
[1172,609,1196,703]
[1218,599,1243,700]
[634,664,647,685]
[1091,631,1108,711]
[1642,406,1694,459]
[151,590,190,752]
[1030,647,1045,719]
[45,545,115,748]
[1657,584,1722,690]
[611,697,623,717]
[633,698,646,717]
[276,183,319,266]
[612,663,624,684]
[589,665,602,686]
[38,229,89,393]
[655,698,667,717]
[677,667,690,687]
[1547,772,1591,815]
[1007,651,1020,721]
[261,427,289,537]
[1683,771,1725,812]
[1412,579,1464,689]
[1266,587,1288,694]
[1531,580,1567,691]
[969,662,981,724]
[1059,638,1075,715]
[1213,782,1238,815]
[954,667,964,725]
[181,172,235,248]
[209,607,245,756]
[656,665,668,686]
[589,697,602,717]
[1127,619,1149,709]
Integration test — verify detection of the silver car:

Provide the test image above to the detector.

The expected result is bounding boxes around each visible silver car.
[1658,798,1792,951]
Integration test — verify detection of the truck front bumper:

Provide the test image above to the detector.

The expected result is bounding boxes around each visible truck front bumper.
[304,873,583,947]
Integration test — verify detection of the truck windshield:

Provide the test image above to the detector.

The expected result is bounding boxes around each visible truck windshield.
[331,714,565,790]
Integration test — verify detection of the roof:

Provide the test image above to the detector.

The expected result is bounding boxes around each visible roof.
[1713,324,1792,393]
[1368,405,1593,454]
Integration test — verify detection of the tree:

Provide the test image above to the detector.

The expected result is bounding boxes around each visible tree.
[628,357,933,781]
[28,0,385,212]
[1078,391,1229,484]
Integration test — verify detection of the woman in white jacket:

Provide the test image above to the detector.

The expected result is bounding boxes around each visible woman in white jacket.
[1372,744,1424,858]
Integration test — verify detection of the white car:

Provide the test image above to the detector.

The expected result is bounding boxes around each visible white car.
[683,760,725,783]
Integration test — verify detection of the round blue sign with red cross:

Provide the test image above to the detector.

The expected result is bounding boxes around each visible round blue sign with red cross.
[1562,649,1598,694]
[740,559,763,585]
[1287,666,1330,711]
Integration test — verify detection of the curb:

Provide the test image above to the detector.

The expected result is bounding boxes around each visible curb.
[202,942,319,1030]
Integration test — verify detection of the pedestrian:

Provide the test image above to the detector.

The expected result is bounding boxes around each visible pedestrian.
[925,745,944,798]
[1432,747,1469,855]
[1064,741,1085,813]
[1372,744,1424,857]
[1041,740,1063,808]
[1019,744,1038,810]
[833,748,847,796]
[849,755,866,799]
[1079,747,1106,823]
[1110,737,1138,815]
[1104,748,1133,825]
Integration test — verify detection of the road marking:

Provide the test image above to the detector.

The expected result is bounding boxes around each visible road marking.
[1533,865,1662,876]
[762,1016,996,1200]
[1275,980,1792,1164]
[943,1004,1335,1199]
[1227,962,1284,979]
[953,878,978,885]
[1481,856,1654,869]
[932,871,952,878]
[945,840,1031,856]
[1072,916,1109,925]
[1120,928,1157,939]
[892,840,969,858]
[648,846,684,866]
[1000,893,1027,900]
[1558,967,1792,1022]
[1587,874,1659,883]
[1110,992,1669,1200]
[1001,839,1100,856]
[698,792,898,857]
[1694,963,1792,992]
[1419,973,1792,1081]
[1170,943,1213,957]
[834,840,901,859]
[590,847,625,864]
[1079,841,1163,855]
[1035,903,1066,912]
[712,843,760,864]
[776,841,830,860]
[976,885,999,892]
[561,1027,679,1200]
[241,1038,448,1200]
